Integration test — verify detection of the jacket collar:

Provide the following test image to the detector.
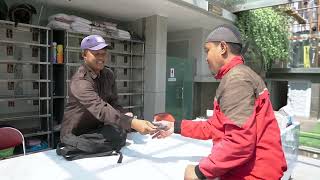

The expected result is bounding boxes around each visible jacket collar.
[214,56,244,79]
[83,63,100,79]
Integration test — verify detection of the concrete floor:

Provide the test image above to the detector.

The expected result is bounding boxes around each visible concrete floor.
[291,155,320,180]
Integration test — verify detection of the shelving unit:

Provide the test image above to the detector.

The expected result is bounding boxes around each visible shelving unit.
[51,30,145,142]
[0,20,52,154]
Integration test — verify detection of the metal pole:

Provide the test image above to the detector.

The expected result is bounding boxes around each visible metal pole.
[66,31,69,103]
[46,29,50,147]
[142,42,145,119]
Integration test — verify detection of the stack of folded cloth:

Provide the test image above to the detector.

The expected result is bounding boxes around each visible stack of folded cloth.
[47,13,73,30]
[70,15,92,33]
[92,21,117,36]
[92,21,117,31]
[92,21,132,40]
[47,14,93,33]
[47,14,131,39]
[116,29,131,40]
[91,26,106,36]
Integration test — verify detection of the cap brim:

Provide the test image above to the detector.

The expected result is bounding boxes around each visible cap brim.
[88,43,109,50]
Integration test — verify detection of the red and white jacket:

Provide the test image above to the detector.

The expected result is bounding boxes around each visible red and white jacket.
[179,56,287,180]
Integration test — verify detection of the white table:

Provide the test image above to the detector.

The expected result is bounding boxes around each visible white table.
[0,133,212,180]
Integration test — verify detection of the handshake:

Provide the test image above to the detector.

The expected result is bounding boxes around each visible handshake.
[129,112,175,139]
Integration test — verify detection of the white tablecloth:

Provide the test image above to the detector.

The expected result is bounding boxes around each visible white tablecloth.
[0,133,212,180]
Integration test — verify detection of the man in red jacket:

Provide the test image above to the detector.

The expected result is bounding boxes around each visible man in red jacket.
[153,24,287,180]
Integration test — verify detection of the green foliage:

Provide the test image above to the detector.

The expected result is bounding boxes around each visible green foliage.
[236,7,291,70]
[300,123,320,149]
[300,136,320,149]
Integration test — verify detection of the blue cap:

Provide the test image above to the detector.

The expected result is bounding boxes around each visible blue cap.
[80,35,109,50]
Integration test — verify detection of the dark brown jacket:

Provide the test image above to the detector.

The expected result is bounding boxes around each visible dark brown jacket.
[60,64,132,138]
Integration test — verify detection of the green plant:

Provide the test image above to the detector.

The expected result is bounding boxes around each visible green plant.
[236,7,291,70]
[299,123,320,149]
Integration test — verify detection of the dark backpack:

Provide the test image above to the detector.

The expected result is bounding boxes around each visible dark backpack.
[56,125,127,163]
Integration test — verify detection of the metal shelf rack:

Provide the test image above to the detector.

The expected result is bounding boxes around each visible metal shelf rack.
[0,20,52,153]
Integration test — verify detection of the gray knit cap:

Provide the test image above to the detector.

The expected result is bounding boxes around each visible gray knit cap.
[206,24,242,45]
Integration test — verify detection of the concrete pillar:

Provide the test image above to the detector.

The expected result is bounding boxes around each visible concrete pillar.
[143,15,168,120]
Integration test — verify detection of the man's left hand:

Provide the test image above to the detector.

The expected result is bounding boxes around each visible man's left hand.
[184,165,199,180]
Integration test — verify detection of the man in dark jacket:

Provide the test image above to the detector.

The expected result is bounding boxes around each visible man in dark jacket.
[153,24,287,180]
[61,35,156,141]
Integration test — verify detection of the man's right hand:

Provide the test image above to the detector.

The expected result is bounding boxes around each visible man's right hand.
[131,119,157,135]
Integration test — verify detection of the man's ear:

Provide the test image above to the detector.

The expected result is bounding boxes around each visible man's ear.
[220,41,228,55]
[82,50,87,60]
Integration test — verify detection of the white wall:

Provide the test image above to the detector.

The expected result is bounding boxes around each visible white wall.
[168,28,206,79]
[168,27,232,81]
[288,81,312,118]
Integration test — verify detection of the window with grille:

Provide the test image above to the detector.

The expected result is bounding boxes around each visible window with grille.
[32,65,39,73]
[7,82,14,90]
[7,46,13,56]
[33,100,39,106]
[8,101,15,107]
[7,64,14,73]
[111,55,116,63]
[32,47,39,57]
[32,30,39,41]
[33,82,39,90]
[6,29,13,38]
